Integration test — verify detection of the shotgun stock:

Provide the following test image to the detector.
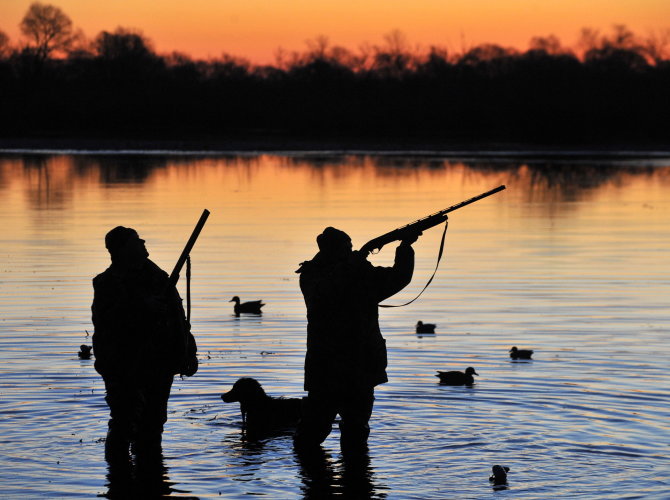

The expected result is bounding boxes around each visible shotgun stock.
[359,185,505,255]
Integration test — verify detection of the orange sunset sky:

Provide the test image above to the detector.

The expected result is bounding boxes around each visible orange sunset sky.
[2,0,669,63]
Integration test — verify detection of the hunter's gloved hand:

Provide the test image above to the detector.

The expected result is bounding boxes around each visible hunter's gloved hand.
[400,230,423,246]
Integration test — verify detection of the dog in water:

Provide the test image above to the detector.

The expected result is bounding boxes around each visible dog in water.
[221,377,302,437]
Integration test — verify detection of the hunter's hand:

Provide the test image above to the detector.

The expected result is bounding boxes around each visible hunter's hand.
[400,230,422,246]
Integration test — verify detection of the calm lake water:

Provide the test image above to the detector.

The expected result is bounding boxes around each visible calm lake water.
[0,151,669,499]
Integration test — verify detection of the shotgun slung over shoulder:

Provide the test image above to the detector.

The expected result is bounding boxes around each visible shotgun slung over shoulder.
[168,209,210,288]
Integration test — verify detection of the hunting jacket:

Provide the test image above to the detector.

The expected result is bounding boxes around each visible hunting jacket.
[92,259,197,380]
[298,244,414,392]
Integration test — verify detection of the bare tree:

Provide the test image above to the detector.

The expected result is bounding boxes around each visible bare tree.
[357,42,373,70]
[164,51,193,67]
[305,35,330,60]
[273,46,302,70]
[329,45,359,68]
[606,24,638,50]
[529,35,564,55]
[0,30,11,58]
[644,28,670,64]
[382,29,409,57]
[582,25,649,70]
[373,29,412,76]
[19,2,75,59]
[576,27,600,58]
[460,43,517,64]
[273,46,288,70]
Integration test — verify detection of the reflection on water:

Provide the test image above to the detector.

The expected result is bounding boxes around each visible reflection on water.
[295,448,385,499]
[3,153,670,210]
[0,152,669,498]
[104,448,192,499]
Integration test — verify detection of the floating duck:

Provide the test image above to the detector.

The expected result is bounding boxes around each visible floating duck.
[78,345,92,359]
[416,321,436,334]
[436,367,478,385]
[489,465,510,486]
[509,346,533,359]
[230,296,265,315]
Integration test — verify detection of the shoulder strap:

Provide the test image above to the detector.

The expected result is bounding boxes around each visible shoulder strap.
[380,219,448,308]
[186,255,191,322]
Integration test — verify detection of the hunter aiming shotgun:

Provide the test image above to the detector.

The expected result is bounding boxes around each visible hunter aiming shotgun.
[168,209,210,289]
[360,185,506,308]
[359,185,506,255]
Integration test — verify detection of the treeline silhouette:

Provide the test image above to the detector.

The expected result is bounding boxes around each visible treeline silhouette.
[1,16,669,145]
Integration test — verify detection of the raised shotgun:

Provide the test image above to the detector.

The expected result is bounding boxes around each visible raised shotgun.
[359,185,506,255]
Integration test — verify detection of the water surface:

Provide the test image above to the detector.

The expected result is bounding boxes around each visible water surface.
[0,152,669,498]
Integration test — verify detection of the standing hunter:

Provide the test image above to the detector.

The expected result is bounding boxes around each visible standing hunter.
[294,226,421,454]
[92,226,198,460]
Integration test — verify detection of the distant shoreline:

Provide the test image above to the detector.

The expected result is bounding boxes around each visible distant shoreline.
[1,136,669,159]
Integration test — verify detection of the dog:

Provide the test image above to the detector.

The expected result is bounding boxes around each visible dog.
[221,377,302,437]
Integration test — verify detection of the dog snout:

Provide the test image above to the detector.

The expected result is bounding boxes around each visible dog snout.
[221,391,236,402]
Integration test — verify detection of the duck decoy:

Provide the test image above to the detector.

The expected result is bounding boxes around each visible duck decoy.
[230,296,265,315]
[78,344,92,359]
[509,346,533,359]
[416,321,436,334]
[436,367,478,385]
[489,465,510,486]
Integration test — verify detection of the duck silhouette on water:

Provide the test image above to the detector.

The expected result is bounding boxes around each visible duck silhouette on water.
[489,465,510,488]
[230,296,265,316]
[436,367,478,385]
[509,346,533,360]
[416,321,436,334]
[78,344,92,359]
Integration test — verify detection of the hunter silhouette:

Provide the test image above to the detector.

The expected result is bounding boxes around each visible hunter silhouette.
[91,226,197,461]
[294,226,420,454]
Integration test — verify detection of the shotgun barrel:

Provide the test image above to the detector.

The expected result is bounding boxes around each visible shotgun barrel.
[359,185,505,255]
[168,209,210,288]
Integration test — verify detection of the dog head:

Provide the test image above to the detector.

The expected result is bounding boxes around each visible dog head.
[221,377,267,403]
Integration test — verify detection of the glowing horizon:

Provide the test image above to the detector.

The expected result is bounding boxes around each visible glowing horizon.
[2,0,669,64]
